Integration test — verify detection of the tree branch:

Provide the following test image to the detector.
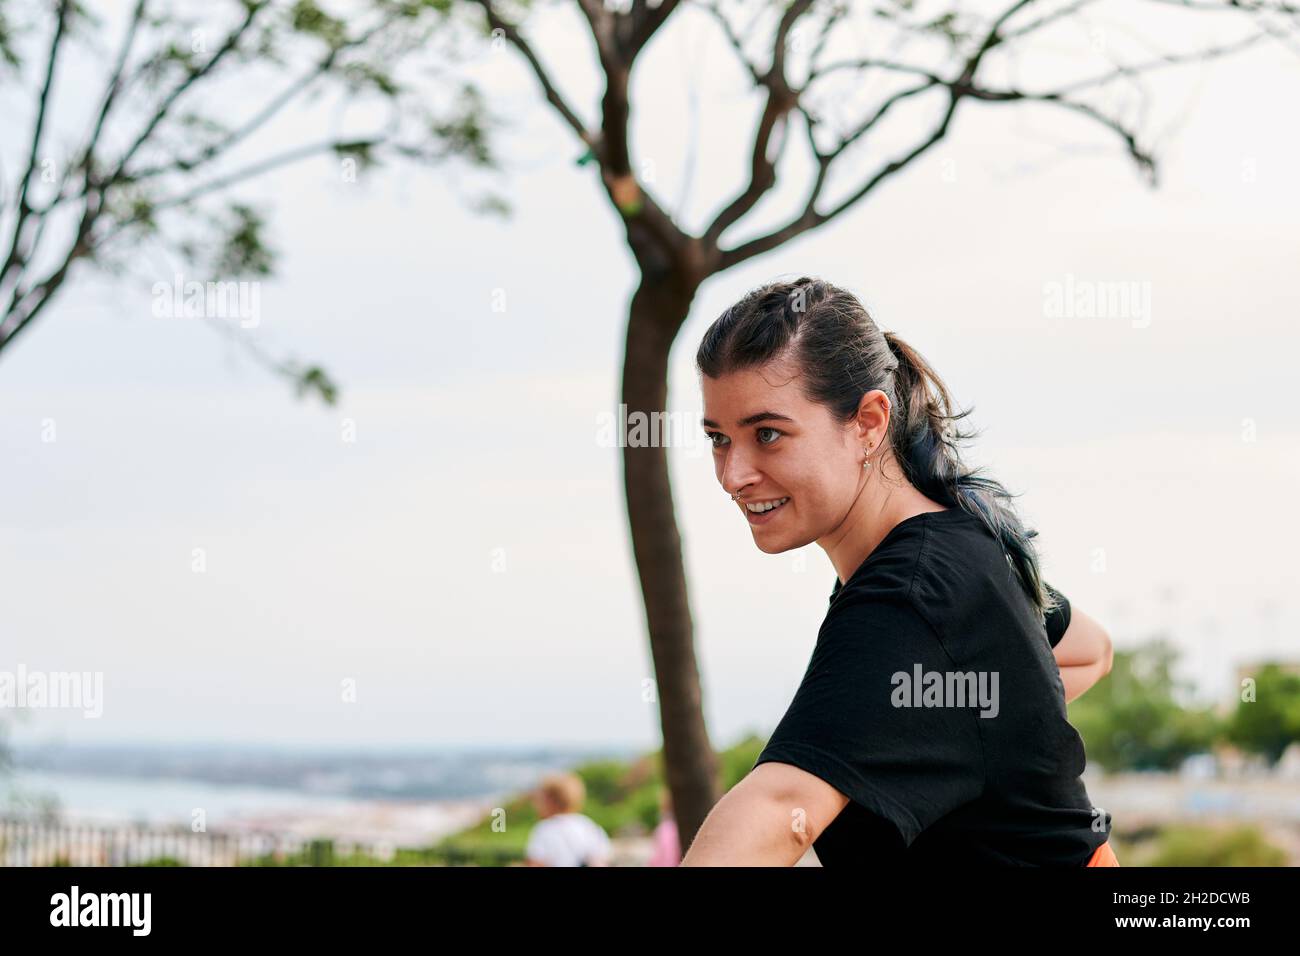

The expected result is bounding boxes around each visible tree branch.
[82,0,150,179]
[574,0,619,65]
[1045,28,1276,95]
[103,0,267,189]
[701,0,814,248]
[92,137,384,249]
[626,0,682,58]
[1142,0,1300,12]
[714,0,1035,272]
[717,93,960,272]
[469,0,594,146]
[0,0,74,297]
[123,15,398,185]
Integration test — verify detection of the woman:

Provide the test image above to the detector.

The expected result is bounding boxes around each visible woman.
[679,277,1118,867]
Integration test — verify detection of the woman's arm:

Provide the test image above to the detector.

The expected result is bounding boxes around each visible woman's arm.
[679,762,848,866]
[1052,605,1113,702]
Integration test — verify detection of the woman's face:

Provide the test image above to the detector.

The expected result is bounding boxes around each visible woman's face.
[701,360,872,554]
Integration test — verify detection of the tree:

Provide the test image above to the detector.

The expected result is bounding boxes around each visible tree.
[1227,663,1300,765]
[462,0,1300,848]
[0,0,497,398]
[1068,639,1219,771]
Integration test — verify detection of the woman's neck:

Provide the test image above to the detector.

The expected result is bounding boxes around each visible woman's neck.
[819,471,949,586]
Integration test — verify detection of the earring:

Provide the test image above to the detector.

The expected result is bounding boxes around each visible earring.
[862,442,874,470]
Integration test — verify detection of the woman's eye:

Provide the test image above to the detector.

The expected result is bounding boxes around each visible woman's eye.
[757,427,781,445]
[707,432,728,448]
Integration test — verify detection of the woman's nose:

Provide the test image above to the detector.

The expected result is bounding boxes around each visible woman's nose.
[721,450,758,494]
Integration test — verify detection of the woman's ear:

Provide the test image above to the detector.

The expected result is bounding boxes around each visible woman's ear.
[854,389,891,446]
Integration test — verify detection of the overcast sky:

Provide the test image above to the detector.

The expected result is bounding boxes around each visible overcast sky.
[2,1,1297,751]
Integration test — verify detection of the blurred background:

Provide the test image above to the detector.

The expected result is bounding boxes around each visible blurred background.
[1,0,1297,866]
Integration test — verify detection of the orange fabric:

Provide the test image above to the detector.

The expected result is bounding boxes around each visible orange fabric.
[1086,840,1120,867]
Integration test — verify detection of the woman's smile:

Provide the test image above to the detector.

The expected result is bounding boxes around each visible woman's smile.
[743,496,791,525]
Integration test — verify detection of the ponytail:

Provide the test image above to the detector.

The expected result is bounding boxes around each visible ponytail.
[883,331,1058,624]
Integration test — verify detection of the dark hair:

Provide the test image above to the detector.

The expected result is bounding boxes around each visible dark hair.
[695,275,1060,625]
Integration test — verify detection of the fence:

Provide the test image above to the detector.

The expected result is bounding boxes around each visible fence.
[0,816,519,867]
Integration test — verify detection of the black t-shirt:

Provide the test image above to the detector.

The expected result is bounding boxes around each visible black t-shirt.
[752,507,1111,866]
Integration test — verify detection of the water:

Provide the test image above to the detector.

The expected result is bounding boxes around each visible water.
[2,742,641,844]
[7,769,363,827]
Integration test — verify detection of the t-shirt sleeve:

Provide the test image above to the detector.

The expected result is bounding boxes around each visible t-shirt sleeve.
[1042,583,1072,649]
[752,596,984,848]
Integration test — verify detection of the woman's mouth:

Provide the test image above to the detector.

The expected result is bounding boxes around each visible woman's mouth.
[744,496,790,525]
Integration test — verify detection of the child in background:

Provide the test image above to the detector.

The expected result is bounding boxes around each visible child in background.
[524,771,613,867]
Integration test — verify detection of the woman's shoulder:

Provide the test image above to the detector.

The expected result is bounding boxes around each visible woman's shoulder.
[907,507,1027,608]
[830,508,978,608]
[829,507,1022,634]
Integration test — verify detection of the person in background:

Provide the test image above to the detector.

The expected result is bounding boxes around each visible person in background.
[524,771,613,867]
[648,785,681,866]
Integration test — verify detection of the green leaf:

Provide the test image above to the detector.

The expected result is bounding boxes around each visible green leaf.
[333,139,379,171]
[295,365,338,405]
[428,85,492,166]
[0,6,21,72]
[342,61,400,96]
[471,193,511,218]
[214,203,275,277]
[290,0,348,49]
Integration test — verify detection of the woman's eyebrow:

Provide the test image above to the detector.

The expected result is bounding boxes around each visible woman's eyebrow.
[701,411,795,428]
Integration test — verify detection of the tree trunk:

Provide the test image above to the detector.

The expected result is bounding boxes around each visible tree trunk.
[620,270,717,853]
